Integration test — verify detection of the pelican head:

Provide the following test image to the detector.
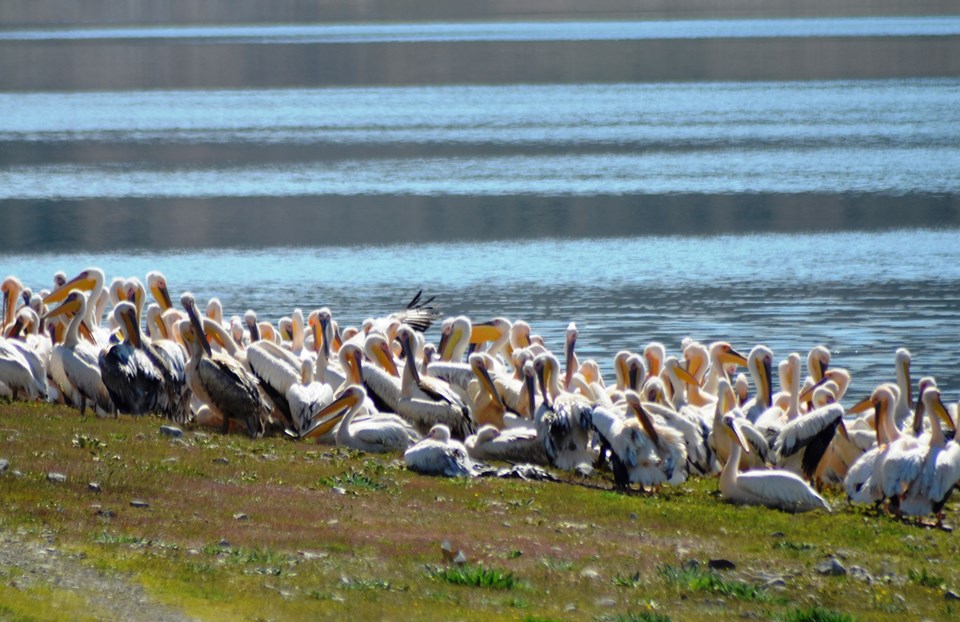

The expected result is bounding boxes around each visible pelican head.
[180,292,212,356]
[721,413,750,453]
[43,267,104,305]
[146,271,173,311]
[920,385,956,434]
[643,342,666,380]
[427,424,452,443]
[807,345,831,382]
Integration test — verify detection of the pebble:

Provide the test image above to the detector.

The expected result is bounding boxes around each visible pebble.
[595,597,617,608]
[580,568,601,581]
[816,558,847,576]
[764,577,787,588]
[129,499,149,508]
[233,512,248,521]
[88,482,101,493]
[848,565,873,584]
[96,509,116,519]
[708,559,736,571]
[47,472,67,483]
[946,590,960,601]
[0,458,9,472]
[212,457,229,464]
[219,539,230,547]
[159,425,183,438]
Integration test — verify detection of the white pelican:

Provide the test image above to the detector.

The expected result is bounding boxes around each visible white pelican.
[771,402,845,485]
[302,385,420,453]
[1,307,49,402]
[743,345,774,423]
[631,392,715,478]
[702,341,748,398]
[178,313,268,438]
[719,413,830,512]
[533,351,596,474]
[709,378,770,470]
[396,324,473,440]
[436,315,471,363]
[898,387,960,525]
[892,348,914,429]
[98,301,189,420]
[467,352,510,429]
[590,406,663,490]
[465,424,548,465]
[146,271,174,312]
[281,358,334,435]
[44,268,109,347]
[404,424,476,477]
[43,290,113,415]
[359,331,402,413]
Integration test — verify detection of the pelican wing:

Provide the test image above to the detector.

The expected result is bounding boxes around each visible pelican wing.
[197,354,267,437]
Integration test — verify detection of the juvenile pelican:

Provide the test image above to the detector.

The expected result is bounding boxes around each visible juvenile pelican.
[719,413,830,512]
[465,424,548,465]
[178,312,268,438]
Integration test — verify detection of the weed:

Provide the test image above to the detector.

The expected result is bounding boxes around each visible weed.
[773,540,817,552]
[907,567,946,589]
[607,613,671,622]
[426,564,517,590]
[777,606,856,622]
[613,571,642,588]
[319,469,386,492]
[658,564,769,602]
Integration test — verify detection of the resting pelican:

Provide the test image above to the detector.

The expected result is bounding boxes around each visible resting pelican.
[719,413,830,512]
[285,358,334,436]
[590,406,663,490]
[44,268,109,347]
[642,342,666,385]
[404,424,475,477]
[178,313,268,438]
[301,385,419,452]
[359,331,402,413]
[898,387,960,525]
[533,351,596,474]
[396,324,473,440]
[631,392,715,477]
[465,424,548,465]
[467,352,510,429]
[146,271,174,312]
[843,384,912,506]
[0,308,49,402]
[436,315,471,363]
[98,301,189,420]
[43,291,113,415]
[702,341,748,398]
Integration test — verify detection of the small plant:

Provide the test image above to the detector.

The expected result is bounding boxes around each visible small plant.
[907,567,946,589]
[426,564,517,590]
[319,468,386,492]
[773,540,817,552]
[658,564,769,602]
[778,606,856,622]
[613,571,642,588]
[609,612,671,622]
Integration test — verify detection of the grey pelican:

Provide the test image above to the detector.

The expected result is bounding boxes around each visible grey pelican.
[533,351,596,474]
[98,301,189,419]
[178,307,268,438]
[396,324,473,440]
[719,413,830,512]
[404,424,475,477]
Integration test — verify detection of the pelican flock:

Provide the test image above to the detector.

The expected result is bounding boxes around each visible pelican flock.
[3,267,960,525]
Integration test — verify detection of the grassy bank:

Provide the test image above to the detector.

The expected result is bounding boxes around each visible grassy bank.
[1,401,958,621]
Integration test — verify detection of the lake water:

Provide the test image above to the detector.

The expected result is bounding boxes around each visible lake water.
[3,15,960,398]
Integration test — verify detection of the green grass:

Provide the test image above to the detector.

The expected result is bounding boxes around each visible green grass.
[778,606,857,622]
[658,563,771,602]
[1,401,959,621]
[426,564,518,590]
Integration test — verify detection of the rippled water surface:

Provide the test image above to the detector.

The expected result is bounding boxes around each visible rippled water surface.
[3,15,960,397]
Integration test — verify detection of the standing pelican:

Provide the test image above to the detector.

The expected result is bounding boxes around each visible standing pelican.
[719,413,830,512]
[43,291,113,415]
[99,301,189,419]
[178,309,268,438]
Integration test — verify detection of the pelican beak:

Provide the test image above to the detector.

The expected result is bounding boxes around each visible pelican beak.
[349,347,364,385]
[150,280,173,311]
[847,395,873,415]
[42,293,83,322]
[43,270,98,305]
[470,320,501,345]
[301,389,358,440]
[674,363,700,387]
[318,314,331,361]
[724,416,750,453]
[798,376,828,403]
[932,393,956,432]
[719,346,748,367]
[837,420,850,441]
[375,340,399,377]
[474,357,506,408]
[182,294,212,357]
[759,357,772,408]
[120,306,141,348]
[633,400,661,448]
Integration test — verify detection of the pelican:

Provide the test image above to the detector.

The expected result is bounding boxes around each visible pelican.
[898,387,960,525]
[709,378,770,470]
[719,413,830,512]
[44,268,109,346]
[590,406,663,490]
[642,342,666,384]
[301,385,420,452]
[285,358,334,435]
[98,301,189,420]
[467,352,511,429]
[631,392,715,477]
[396,324,473,440]
[404,424,476,477]
[360,331,402,413]
[533,351,596,474]
[465,424,548,465]
[743,345,774,423]
[702,341,748,398]
[43,291,113,415]
[892,348,914,429]
[178,311,268,438]
[0,307,49,402]
[436,315,471,363]
[146,271,174,312]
